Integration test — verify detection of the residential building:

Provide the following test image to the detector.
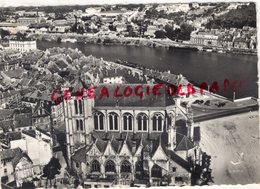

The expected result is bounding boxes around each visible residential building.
[21,129,52,165]
[17,17,38,25]
[145,25,158,37]
[116,23,127,33]
[49,25,70,33]
[0,90,21,109]
[233,38,249,49]
[190,31,219,46]
[1,68,25,84]
[53,19,67,26]
[22,89,53,131]
[85,7,102,16]
[0,147,34,186]
[9,40,37,52]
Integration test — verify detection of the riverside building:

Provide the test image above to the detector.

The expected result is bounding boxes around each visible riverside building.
[9,39,37,52]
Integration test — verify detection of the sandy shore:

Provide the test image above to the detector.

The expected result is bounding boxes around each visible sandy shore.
[198,111,260,185]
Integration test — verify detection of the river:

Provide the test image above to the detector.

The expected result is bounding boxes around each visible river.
[37,41,258,99]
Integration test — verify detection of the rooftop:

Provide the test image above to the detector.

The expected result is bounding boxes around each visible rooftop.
[94,84,175,107]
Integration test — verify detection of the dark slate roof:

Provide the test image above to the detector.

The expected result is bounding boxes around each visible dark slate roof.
[22,129,36,138]
[0,90,20,99]
[95,138,107,153]
[73,131,192,172]
[36,128,51,137]
[71,146,86,163]
[24,89,53,102]
[20,78,31,86]
[6,131,22,141]
[14,113,32,128]
[168,150,192,172]
[55,59,69,69]
[111,137,122,153]
[12,150,32,168]
[2,68,24,79]
[175,135,194,151]
[0,147,22,161]
[92,131,168,156]
[94,84,175,107]
[47,63,59,74]
[0,120,14,132]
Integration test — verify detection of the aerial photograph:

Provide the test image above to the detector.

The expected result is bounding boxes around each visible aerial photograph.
[0,1,259,188]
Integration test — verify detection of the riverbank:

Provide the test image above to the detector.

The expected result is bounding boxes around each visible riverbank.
[29,33,257,56]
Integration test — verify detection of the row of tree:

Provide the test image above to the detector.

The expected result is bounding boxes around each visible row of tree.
[154,23,194,41]
[205,3,256,29]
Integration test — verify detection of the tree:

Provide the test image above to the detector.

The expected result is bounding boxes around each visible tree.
[178,23,194,41]
[0,29,10,39]
[41,157,61,187]
[16,32,27,40]
[126,24,134,36]
[108,24,116,31]
[57,37,62,43]
[154,30,166,39]
[191,152,214,186]
[205,3,256,29]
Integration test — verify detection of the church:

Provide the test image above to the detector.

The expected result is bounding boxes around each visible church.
[63,80,201,186]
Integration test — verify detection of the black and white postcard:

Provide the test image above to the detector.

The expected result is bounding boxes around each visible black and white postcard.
[0,1,259,188]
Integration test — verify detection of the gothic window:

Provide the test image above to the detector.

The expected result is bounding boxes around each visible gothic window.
[121,160,131,173]
[168,113,174,127]
[93,111,104,130]
[108,112,118,131]
[91,160,100,172]
[135,161,142,172]
[105,160,116,173]
[175,177,183,183]
[151,164,162,178]
[137,113,148,131]
[152,113,164,131]
[79,100,83,114]
[74,100,83,115]
[76,119,79,130]
[123,113,133,131]
[76,119,84,131]
[74,100,78,114]
[80,119,83,131]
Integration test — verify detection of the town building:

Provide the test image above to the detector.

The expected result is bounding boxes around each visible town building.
[233,38,249,49]
[21,129,52,166]
[49,25,70,33]
[84,7,103,16]
[9,39,37,52]
[145,25,158,37]
[17,17,38,25]
[0,147,34,186]
[190,31,219,46]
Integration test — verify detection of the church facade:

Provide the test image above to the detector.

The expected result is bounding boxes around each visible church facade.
[63,83,201,186]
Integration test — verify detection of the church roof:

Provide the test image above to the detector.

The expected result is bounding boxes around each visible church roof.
[71,146,87,163]
[72,131,192,172]
[92,131,167,155]
[175,135,194,151]
[168,150,192,172]
[94,84,175,107]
